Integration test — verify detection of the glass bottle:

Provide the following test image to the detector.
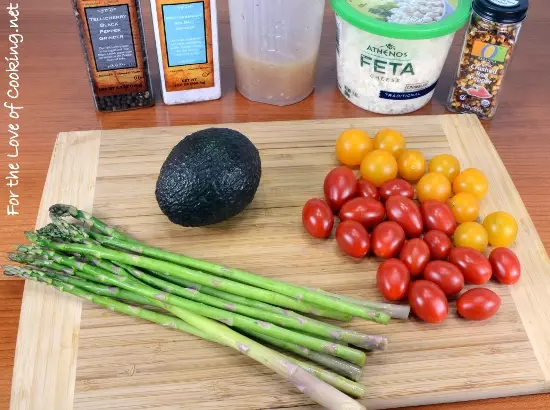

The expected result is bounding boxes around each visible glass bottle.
[447,0,528,120]
[72,0,155,112]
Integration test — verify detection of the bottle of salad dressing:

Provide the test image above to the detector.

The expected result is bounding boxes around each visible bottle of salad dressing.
[150,0,221,105]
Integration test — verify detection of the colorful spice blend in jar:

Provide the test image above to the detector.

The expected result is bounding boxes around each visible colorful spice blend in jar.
[72,0,155,112]
[447,0,529,119]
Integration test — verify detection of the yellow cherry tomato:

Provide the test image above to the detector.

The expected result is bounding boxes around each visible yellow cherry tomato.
[453,168,489,200]
[448,192,480,223]
[397,150,426,182]
[336,129,373,166]
[453,222,489,252]
[482,211,518,247]
[428,154,461,182]
[373,129,406,157]
[360,149,398,187]
[416,172,452,203]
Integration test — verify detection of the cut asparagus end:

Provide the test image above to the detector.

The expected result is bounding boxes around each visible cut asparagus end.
[280,359,366,410]
[308,287,411,320]
[387,304,410,320]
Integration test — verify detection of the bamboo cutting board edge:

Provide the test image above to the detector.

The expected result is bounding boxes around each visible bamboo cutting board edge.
[440,115,550,384]
[10,131,102,410]
[271,382,549,410]
[9,115,550,410]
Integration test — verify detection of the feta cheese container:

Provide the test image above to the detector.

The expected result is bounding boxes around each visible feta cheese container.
[331,0,471,114]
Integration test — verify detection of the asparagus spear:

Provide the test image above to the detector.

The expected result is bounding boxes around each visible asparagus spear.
[56,218,357,323]
[49,272,364,382]
[90,262,376,351]
[148,269,344,323]
[38,271,365,390]
[18,244,136,281]
[307,287,410,320]
[16,247,366,366]
[31,226,389,324]
[16,252,362,366]
[283,357,365,399]
[4,266,365,404]
[79,257,362,348]
[244,330,363,382]
[35,221,352,322]
[49,204,138,244]
[41,218,364,320]
[117,262,386,350]
[50,204,408,320]
[39,270,157,307]
[132,295,368,408]
[85,230,397,323]
[28,231,360,323]
[46,213,393,321]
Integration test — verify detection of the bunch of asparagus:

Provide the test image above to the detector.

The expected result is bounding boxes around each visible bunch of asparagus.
[4,204,410,410]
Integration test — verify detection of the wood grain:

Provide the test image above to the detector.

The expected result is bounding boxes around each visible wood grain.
[1,1,550,409]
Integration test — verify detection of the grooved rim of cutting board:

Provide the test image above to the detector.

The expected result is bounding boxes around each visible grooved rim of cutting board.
[10,115,550,410]
[441,115,550,383]
[10,131,101,410]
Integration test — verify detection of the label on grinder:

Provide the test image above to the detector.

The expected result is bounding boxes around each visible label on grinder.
[77,0,147,97]
[156,0,215,92]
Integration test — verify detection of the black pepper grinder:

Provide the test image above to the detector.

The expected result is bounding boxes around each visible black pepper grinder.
[447,0,529,120]
[72,0,155,112]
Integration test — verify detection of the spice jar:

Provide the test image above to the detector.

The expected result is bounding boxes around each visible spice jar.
[447,0,529,120]
[72,0,155,112]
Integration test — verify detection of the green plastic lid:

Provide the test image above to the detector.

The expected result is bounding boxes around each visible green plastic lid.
[331,0,472,40]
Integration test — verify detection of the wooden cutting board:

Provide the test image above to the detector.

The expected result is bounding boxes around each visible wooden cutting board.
[10,115,550,410]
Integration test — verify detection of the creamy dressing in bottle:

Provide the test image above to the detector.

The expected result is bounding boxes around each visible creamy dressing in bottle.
[233,52,319,105]
[228,0,325,106]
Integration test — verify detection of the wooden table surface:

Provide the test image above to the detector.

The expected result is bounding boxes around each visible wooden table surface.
[1,1,549,409]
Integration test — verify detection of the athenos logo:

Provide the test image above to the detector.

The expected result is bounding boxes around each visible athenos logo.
[360,43,415,76]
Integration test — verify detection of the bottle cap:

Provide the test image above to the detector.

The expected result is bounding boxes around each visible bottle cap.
[473,0,529,24]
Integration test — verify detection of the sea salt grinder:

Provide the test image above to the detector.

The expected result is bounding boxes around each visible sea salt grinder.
[150,0,221,105]
[447,0,529,120]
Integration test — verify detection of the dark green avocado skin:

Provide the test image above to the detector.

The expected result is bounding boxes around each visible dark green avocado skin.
[155,128,261,227]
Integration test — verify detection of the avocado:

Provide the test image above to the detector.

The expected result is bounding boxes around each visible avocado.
[155,128,262,227]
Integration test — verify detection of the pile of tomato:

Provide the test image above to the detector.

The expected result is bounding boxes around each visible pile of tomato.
[302,128,522,324]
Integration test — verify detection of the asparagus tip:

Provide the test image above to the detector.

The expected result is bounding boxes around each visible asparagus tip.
[36,218,87,244]
[24,232,42,244]
[49,204,78,218]
[2,265,24,277]
[51,217,89,241]
[7,252,30,264]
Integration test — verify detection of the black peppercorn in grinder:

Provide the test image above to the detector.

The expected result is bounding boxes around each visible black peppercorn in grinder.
[72,0,155,112]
